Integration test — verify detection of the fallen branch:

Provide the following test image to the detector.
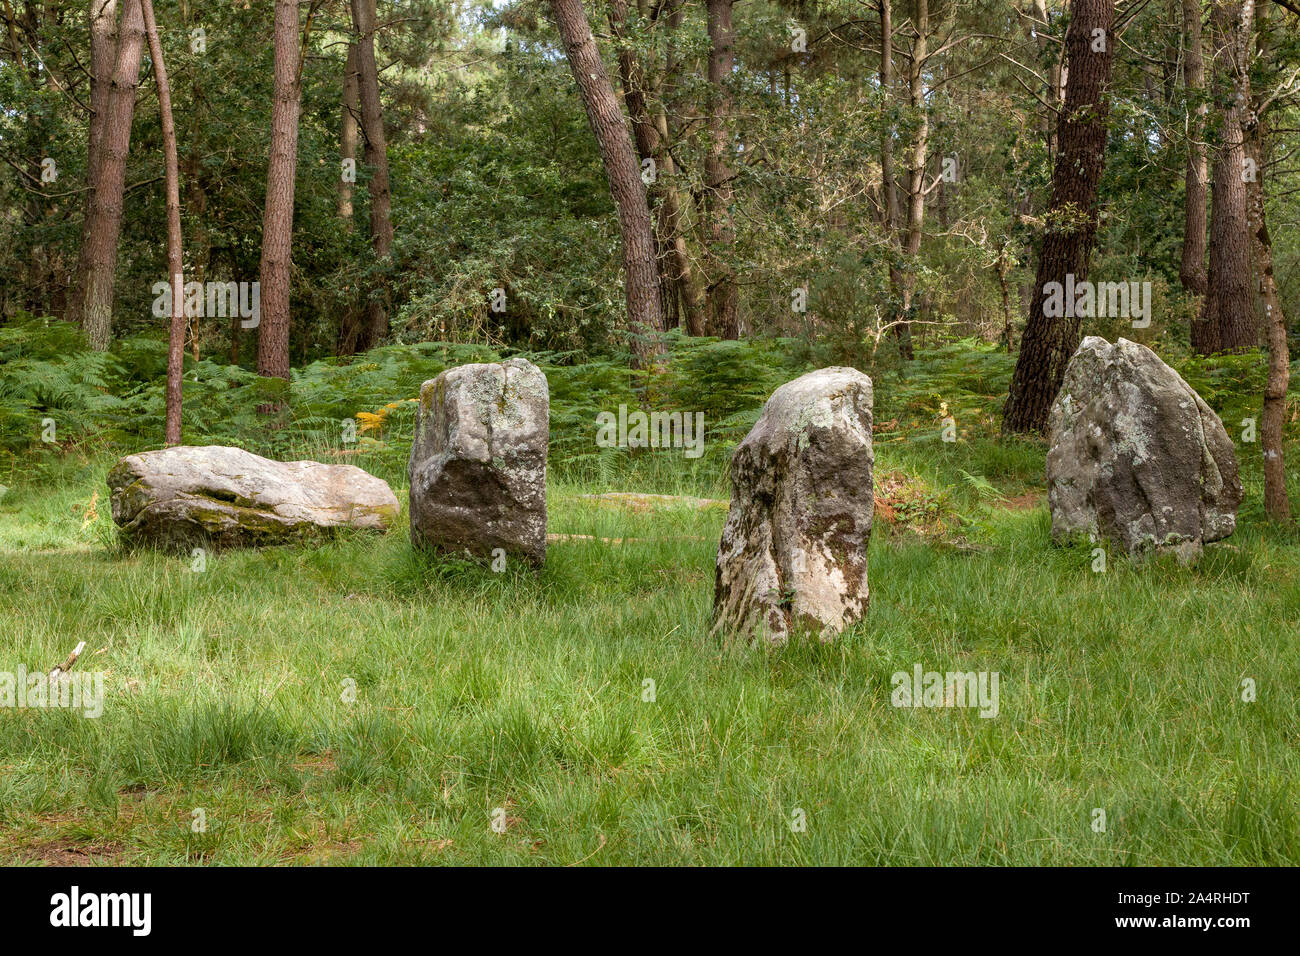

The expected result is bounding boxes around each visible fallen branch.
[49,641,86,678]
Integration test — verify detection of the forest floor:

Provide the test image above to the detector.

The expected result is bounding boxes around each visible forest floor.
[1,346,1298,864]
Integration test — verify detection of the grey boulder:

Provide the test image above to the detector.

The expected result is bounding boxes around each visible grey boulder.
[1047,336,1242,560]
[713,367,874,645]
[408,357,549,566]
[107,445,398,550]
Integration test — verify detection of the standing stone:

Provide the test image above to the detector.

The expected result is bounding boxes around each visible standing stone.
[107,445,398,551]
[1047,336,1242,560]
[408,358,548,566]
[713,367,874,645]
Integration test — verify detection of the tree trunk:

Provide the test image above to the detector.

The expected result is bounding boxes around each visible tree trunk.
[1029,0,1066,157]
[550,0,664,365]
[703,0,739,339]
[1003,0,1116,434]
[140,0,184,444]
[892,0,938,361]
[351,0,393,348]
[257,0,304,382]
[608,0,706,337]
[1179,0,1208,297]
[658,0,706,335]
[68,0,145,350]
[1196,0,1256,355]
[339,42,358,227]
[337,42,363,356]
[79,0,117,255]
[179,0,205,362]
[879,0,907,355]
[1245,10,1290,522]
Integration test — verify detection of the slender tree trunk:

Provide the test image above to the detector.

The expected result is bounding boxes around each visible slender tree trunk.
[609,0,705,336]
[1248,138,1291,523]
[879,0,907,353]
[339,42,358,226]
[68,0,145,350]
[140,0,184,444]
[337,43,363,356]
[1029,0,1065,157]
[179,0,205,362]
[550,0,664,365]
[658,0,706,335]
[1196,0,1256,354]
[229,307,241,364]
[997,243,1015,351]
[257,0,304,382]
[1003,0,1116,434]
[703,0,739,339]
[351,0,393,347]
[1180,0,1209,296]
[892,0,937,361]
[609,0,668,306]
[1245,11,1290,522]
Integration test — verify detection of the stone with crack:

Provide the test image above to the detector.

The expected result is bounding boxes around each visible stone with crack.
[107,445,398,551]
[408,357,549,566]
[713,367,874,645]
[1047,336,1242,561]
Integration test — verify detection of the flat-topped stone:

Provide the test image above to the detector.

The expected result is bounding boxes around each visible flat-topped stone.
[408,357,549,566]
[107,444,398,550]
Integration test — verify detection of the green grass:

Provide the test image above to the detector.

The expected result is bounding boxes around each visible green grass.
[1,339,1297,865]
[0,446,1297,865]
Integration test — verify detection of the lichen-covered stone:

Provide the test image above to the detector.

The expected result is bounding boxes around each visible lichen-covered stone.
[408,357,548,566]
[107,445,398,551]
[1047,336,1242,561]
[713,367,874,645]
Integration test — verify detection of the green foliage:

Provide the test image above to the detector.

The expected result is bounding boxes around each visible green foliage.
[0,315,126,451]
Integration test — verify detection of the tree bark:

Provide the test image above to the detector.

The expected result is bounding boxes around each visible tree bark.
[608,0,706,336]
[657,0,706,335]
[1179,0,1209,296]
[1038,0,1067,157]
[337,42,363,356]
[703,0,739,339]
[879,0,900,235]
[1245,9,1291,522]
[81,0,117,236]
[879,0,908,355]
[257,0,304,382]
[550,0,664,364]
[68,0,145,350]
[140,0,184,444]
[339,41,358,227]
[178,0,205,362]
[892,0,939,361]
[1196,0,1256,354]
[351,0,393,347]
[1003,0,1116,434]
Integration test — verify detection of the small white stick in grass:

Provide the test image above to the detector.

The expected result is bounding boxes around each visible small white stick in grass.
[50,641,87,678]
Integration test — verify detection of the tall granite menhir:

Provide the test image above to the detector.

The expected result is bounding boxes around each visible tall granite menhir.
[1047,337,1242,561]
[408,358,549,566]
[713,367,874,645]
